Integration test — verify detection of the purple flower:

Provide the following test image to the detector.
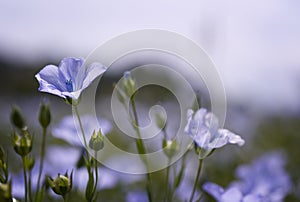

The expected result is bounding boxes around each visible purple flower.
[184,108,244,158]
[203,151,291,202]
[35,57,107,100]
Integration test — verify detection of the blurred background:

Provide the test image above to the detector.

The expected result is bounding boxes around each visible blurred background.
[0,0,299,201]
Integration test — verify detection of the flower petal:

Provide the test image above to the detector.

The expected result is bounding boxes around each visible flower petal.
[203,182,224,201]
[207,132,228,149]
[58,57,84,90]
[193,108,207,123]
[82,62,107,90]
[204,112,219,134]
[35,65,66,98]
[62,89,83,100]
[218,129,245,146]
[221,187,243,202]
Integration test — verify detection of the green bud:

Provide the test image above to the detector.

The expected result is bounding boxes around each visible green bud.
[162,139,179,158]
[0,181,12,201]
[10,106,26,130]
[122,71,136,98]
[89,130,104,151]
[39,103,51,128]
[113,83,126,104]
[12,130,32,157]
[155,113,166,130]
[24,156,35,171]
[47,170,73,196]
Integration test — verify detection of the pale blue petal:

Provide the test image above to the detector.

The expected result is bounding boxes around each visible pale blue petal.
[204,112,219,136]
[194,129,210,148]
[62,89,83,100]
[203,182,224,201]
[58,57,84,90]
[218,129,245,146]
[221,187,243,202]
[193,108,207,123]
[186,109,194,118]
[208,132,228,149]
[243,194,263,202]
[35,65,66,98]
[82,62,107,90]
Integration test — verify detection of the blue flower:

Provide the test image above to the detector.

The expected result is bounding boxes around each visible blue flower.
[35,57,107,100]
[52,115,112,146]
[234,152,291,201]
[203,151,292,202]
[184,108,244,158]
[203,182,263,202]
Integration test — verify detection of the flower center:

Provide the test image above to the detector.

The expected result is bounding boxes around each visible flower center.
[65,79,73,92]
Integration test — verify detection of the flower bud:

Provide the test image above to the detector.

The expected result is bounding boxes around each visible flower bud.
[113,83,126,104]
[122,71,136,98]
[47,171,73,196]
[155,113,166,130]
[89,130,104,151]
[0,181,12,201]
[39,103,51,129]
[24,156,35,171]
[10,106,26,130]
[162,139,179,158]
[12,130,32,157]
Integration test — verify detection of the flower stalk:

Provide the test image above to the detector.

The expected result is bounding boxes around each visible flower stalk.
[130,95,152,202]
[22,156,28,202]
[189,159,203,202]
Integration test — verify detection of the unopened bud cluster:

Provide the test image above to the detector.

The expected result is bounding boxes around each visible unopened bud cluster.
[89,130,104,151]
[47,171,73,196]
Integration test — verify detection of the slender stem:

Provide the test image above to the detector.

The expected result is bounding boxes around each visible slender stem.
[189,159,204,202]
[74,106,92,166]
[22,156,28,202]
[62,195,67,202]
[92,151,99,202]
[74,105,96,202]
[29,170,33,202]
[130,96,152,202]
[164,158,171,202]
[74,106,89,150]
[36,127,47,201]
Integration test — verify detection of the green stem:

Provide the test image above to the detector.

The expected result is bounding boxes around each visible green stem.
[62,194,67,202]
[22,156,28,202]
[74,106,89,151]
[130,96,152,202]
[36,127,47,201]
[29,170,33,202]
[164,158,171,202]
[189,159,204,202]
[74,105,96,202]
[92,152,99,202]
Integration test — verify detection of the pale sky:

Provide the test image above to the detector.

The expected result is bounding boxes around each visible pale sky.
[0,0,300,113]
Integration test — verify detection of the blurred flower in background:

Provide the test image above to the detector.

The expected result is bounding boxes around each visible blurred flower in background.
[52,115,112,146]
[203,151,292,202]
